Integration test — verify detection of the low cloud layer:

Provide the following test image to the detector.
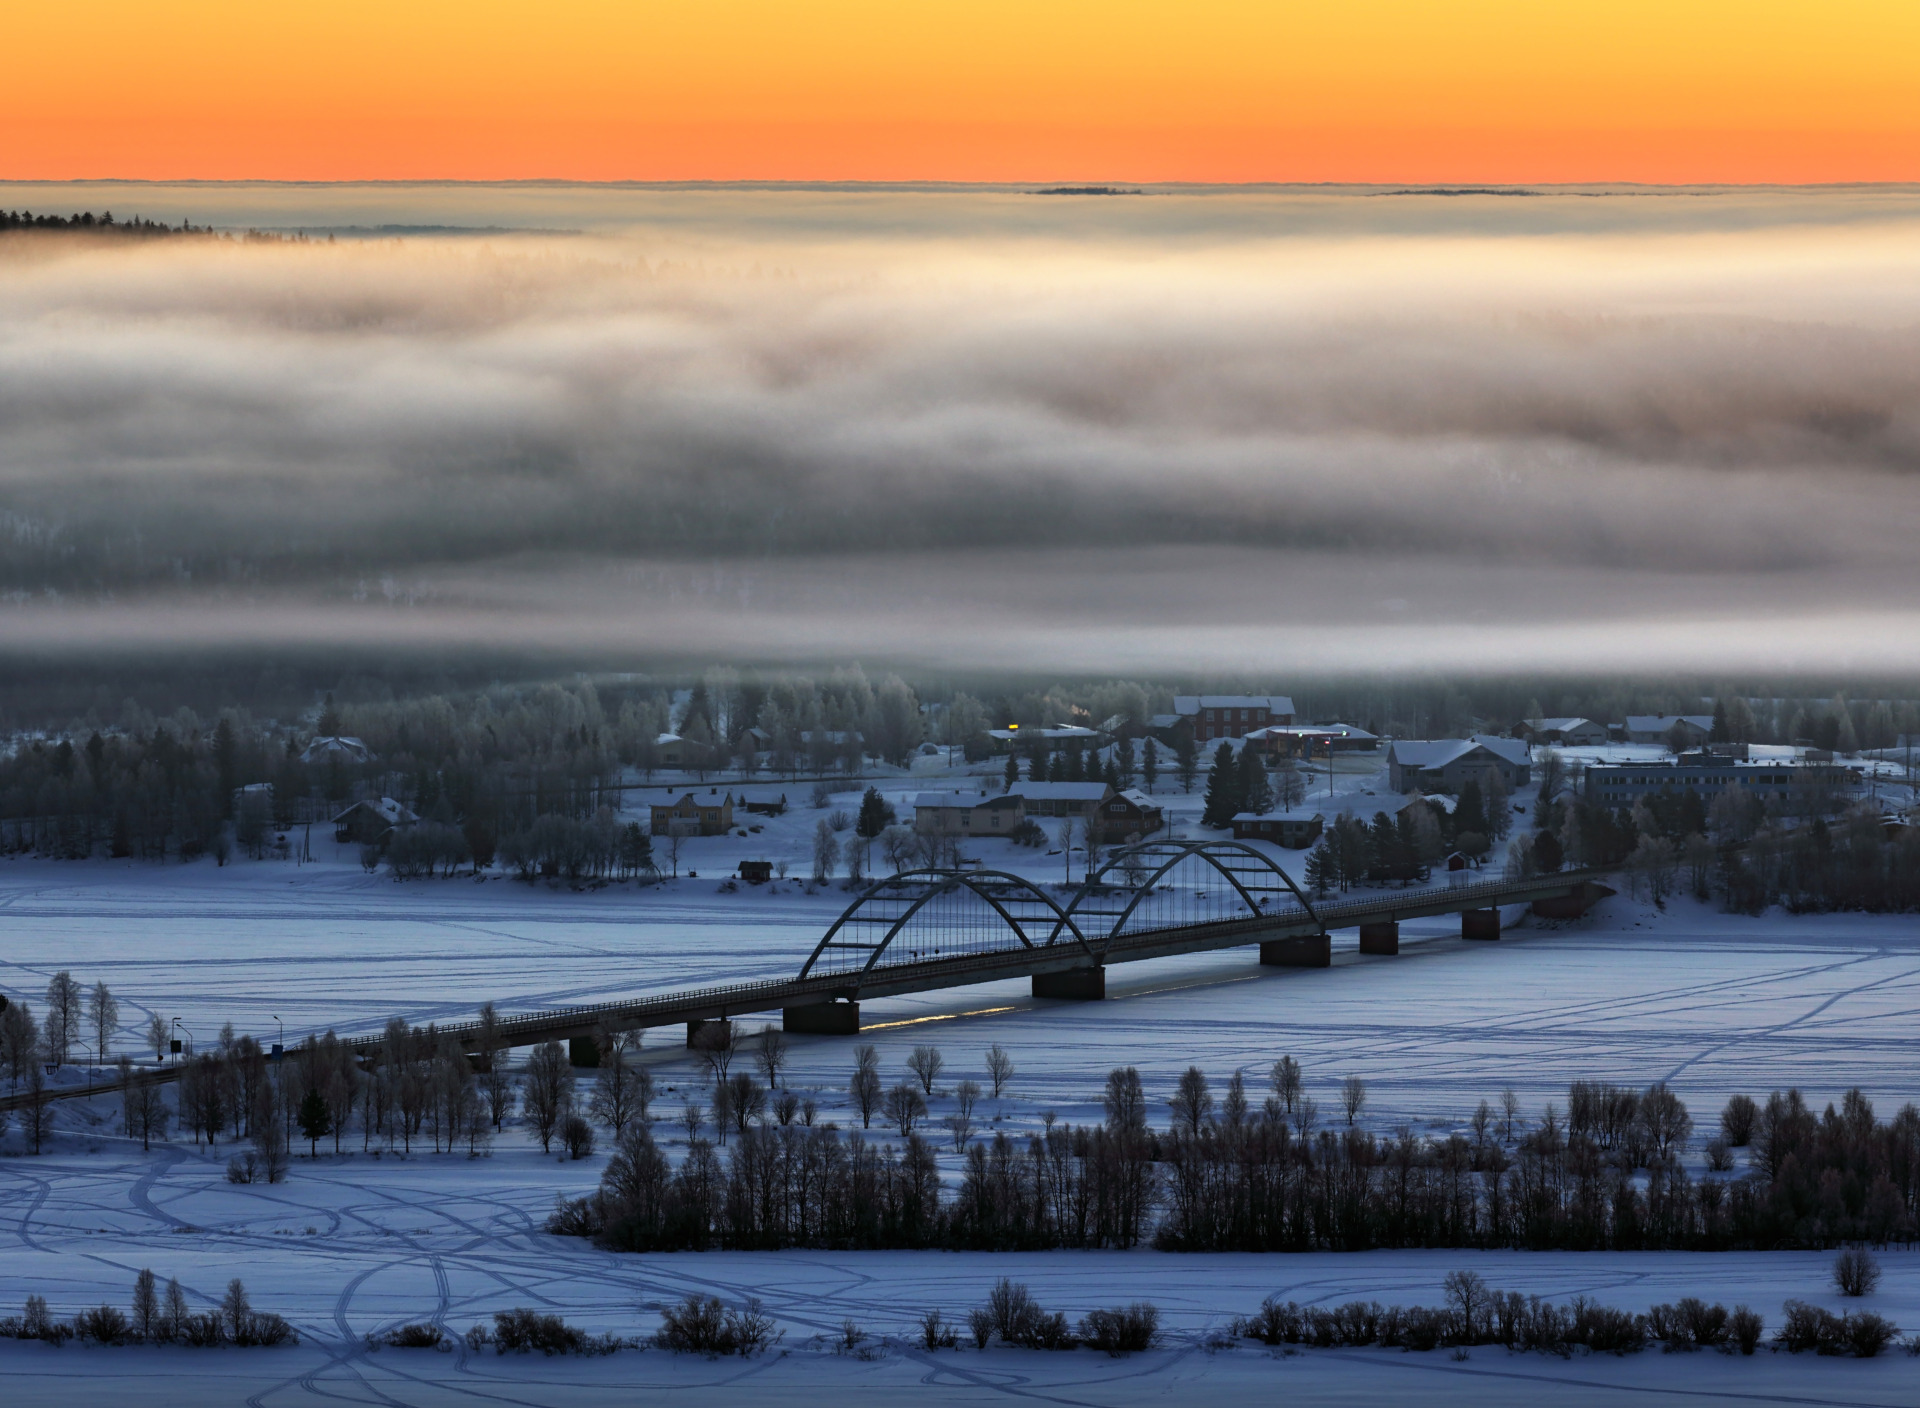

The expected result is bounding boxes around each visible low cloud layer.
[4,186,1920,674]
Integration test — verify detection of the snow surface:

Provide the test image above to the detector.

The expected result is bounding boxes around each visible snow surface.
[4,762,1920,1402]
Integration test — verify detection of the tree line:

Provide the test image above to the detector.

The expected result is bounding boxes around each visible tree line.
[550,1055,1920,1256]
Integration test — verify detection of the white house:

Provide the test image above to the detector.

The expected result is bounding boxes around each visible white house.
[913,791,1025,836]
[1387,737,1532,795]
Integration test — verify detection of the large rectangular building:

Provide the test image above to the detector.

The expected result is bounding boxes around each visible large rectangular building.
[1582,758,1855,808]
[1174,695,1296,743]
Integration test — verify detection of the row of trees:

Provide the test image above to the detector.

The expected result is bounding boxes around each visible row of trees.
[555,1059,1920,1255]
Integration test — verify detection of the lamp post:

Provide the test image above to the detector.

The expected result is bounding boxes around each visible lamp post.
[77,1038,93,1090]
[270,1015,284,1063]
[170,1018,194,1066]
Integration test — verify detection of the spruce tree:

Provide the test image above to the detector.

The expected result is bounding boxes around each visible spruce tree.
[297,1088,331,1157]
[1141,739,1159,793]
[1238,746,1273,815]
[856,786,894,839]
[1175,734,1198,792]
[1004,753,1019,791]
[1200,744,1240,828]
[1454,779,1488,839]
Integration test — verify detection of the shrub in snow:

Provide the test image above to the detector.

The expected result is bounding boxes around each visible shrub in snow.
[381,1322,445,1349]
[1646,1298,1730,1352]
[982,1279,1074,1349]
[918,1309,959,1350]
[491,1308,623,1356]
[1833,1247,1881,1297]
[1729,1306,1765,1355]
[560,1113,595,1160]
[74,1304,130,1344]
[654,1295,778,1357]
[1079,1304,1160,1356]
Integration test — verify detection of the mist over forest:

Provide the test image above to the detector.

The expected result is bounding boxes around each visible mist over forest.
[4,184,1920,675]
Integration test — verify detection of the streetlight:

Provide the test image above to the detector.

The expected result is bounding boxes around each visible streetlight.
[77,1037,93,1090]
[170,1018,194,1065]
[270,1015,284,1063]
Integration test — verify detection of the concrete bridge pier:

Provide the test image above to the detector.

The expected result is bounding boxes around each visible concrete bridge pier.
[1358,921,1399,956]
[686,1017,733,1049]
[1260,934,1330,967]
[783,1002,861,1035]
[1531,881,1617,919]
[1462,908,1501,941]
[1032,967,1106,1001]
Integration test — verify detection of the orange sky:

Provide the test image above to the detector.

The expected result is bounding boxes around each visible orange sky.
[7,1,1920,184]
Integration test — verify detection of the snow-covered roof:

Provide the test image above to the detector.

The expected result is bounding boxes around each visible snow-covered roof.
[1389,736,1530,769]
[915,790,1018,808]
[300,735,370,764]
[1626,715,1713,734]
[1009,782,1112,802]
[1148,714,1181,729]
[332,796,415,826]
[1526,717,1594,733]
[1174,695,1295,716]
[1257,722,1377,741]
[1113,789,1161,808]
[985,725,1099,741]
[1231,808,1323,823]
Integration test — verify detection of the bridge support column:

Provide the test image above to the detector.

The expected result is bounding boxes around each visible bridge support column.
[1358,921,1399,956]
[687,1017,733,1049]
[1032,967,1105,1001]
[783,1002,860,1035]
[568,1036,600,1068]
[1462,908,1501,941]
[1531,881,1617,919]
[1260,934,1330,967]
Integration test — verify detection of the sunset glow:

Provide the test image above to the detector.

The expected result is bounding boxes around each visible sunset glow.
[8,1,1920,183]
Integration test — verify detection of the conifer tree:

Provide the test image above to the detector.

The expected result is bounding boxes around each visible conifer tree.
[1200,745,1240,828]
[1141,739,1159,793]
[1238,746,1273,815]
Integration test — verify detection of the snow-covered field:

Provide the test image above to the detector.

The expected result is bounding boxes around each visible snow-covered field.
[4,782,1920,1404]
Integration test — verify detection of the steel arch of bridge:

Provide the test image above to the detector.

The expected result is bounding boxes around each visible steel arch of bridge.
[797,839,1321,985]
[1053,838,1322,957]
[797,868,1097,984]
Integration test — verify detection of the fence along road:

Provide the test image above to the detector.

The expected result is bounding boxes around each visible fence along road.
[3,843,1614,1113]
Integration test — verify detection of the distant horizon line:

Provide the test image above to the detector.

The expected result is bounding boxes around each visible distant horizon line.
[7,177,1920,195]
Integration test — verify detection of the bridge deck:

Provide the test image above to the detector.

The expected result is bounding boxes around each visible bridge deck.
[1,868,1609,1113]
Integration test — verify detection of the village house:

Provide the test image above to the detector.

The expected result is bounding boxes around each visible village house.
[331,796,416,844]
[1231,808,1324,848]
[980,724,1103,755]
[1249,722,1379,758]
[1387,737,1532,795]
[1172,695,1296,744]
[1094,788,1164,842]
[650,790,735,836]
[913,791,1025,836]
[1009,781,1114,819]
[301,735,372,765]
[1624,714,1715,748]
[737,792,788,816]
[1517,717,1609,747]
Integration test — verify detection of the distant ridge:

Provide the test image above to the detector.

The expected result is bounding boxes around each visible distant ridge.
[1034,186,1143,196]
